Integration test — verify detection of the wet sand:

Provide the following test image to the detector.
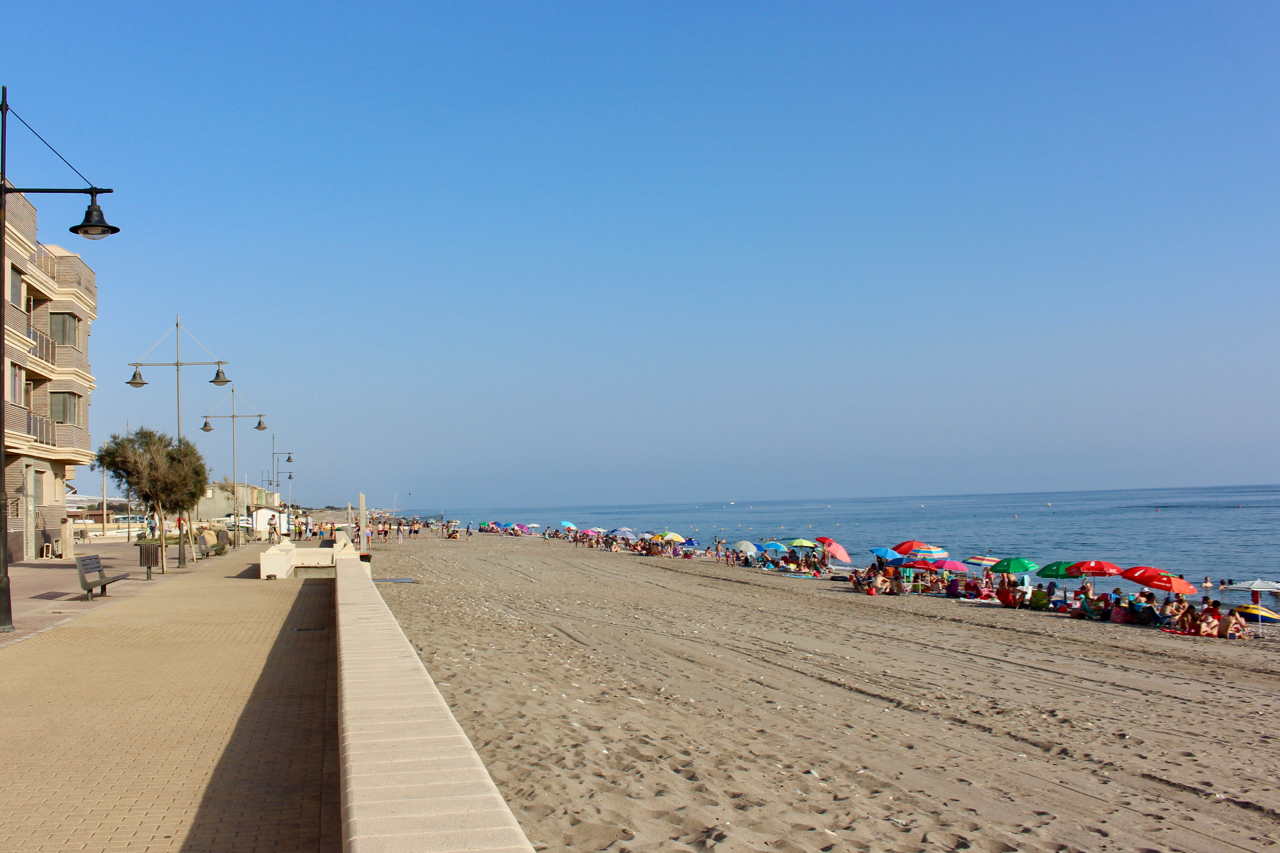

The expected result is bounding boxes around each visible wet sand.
[374,532,1280,853]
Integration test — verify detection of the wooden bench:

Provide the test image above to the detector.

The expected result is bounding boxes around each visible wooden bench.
[76,554,129,601]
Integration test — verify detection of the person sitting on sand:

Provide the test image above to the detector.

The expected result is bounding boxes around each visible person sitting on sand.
[870,572,889,594]
[1219,608,1250,639]
[1176,604,1200,633]
[1197,604,1221,636]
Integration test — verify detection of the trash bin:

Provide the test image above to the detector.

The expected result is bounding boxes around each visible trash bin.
[138,543,161,580]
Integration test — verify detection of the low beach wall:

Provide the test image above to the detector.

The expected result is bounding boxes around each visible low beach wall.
[336,556,535,853]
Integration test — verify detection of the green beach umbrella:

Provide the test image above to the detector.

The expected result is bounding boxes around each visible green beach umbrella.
[991,557,1040,574]
[1036,560,1077,579]
[785,539,817,548]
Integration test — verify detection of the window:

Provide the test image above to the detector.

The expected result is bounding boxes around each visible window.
[32,469,44,507]
[49,313,78,347]
[9,363,25,406]
[50,392,80,425]
[9,266,21,307]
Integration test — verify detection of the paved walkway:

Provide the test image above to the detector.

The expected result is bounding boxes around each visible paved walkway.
[2,540,207,648]
[0,543,340,853]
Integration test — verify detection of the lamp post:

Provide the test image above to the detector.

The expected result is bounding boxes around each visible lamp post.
[200,384,266,549]
[126,316,229,566]
[277,471,294,512]
[0,85,119,633]
[272,436,292,504]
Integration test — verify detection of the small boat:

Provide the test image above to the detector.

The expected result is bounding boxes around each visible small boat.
[1236,604,1280,624]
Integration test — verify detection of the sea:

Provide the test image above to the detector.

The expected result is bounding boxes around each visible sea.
[400,484,1280,609]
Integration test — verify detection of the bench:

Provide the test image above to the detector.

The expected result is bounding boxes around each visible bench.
[76,554,129,601]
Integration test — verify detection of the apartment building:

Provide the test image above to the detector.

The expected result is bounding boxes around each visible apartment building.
[3,187,97,560]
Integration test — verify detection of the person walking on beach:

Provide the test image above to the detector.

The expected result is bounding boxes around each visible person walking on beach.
[397,522,404,545]
[466,522,473,541]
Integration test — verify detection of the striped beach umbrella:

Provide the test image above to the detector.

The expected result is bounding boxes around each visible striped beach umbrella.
[908,545,948,561]
[963,555,999,568]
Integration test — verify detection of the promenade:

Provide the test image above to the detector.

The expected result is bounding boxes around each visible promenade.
[0,543,340,853]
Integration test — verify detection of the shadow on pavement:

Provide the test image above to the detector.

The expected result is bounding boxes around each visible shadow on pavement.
[180,578,340,852]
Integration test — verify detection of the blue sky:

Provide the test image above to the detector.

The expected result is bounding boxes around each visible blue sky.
[5,2,1278,508]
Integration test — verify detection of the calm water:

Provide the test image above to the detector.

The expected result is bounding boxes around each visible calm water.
[403,484,1280,607]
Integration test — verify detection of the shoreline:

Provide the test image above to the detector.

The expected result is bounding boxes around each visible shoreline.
[374,532,1280,852]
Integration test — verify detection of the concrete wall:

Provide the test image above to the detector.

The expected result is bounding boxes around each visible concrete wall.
[335,557,534,853]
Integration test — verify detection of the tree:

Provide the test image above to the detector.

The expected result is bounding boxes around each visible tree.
[94,427,209,566]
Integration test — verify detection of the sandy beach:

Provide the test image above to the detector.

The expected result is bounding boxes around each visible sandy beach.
[371,531,1280,853]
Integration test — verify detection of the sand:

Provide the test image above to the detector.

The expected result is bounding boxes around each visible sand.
[372,532,1280,853]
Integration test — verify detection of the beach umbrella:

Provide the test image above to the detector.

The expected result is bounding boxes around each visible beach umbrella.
[683,538,701,547]
[1123,566,1196,594]
[1036,561,1078,579]
[581,529,600,537]
[561,521,577,529]
[819,541,851,563]
[908,545,949,561]
[732,540,758,553]
[892,540,929,555]
[903,559,937,571]
[870,547,900,560]
[515,524,531,532]
[763,542,786,551]
[590,527,607,533]
[963,555,998,568]
[786,539,817,548]
[527,524,541,528]
[662,533,686,543]
[933,559,967,573]
[1069,560,1123,577]
[991,557,1039,575]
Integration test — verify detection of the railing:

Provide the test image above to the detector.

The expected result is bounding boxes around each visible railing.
[27,412,56,446]
[31,245,58,279]
[27,326,55,364]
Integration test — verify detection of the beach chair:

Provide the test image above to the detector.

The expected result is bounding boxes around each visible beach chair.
[1077,598,1108,620]
[1028,589,1050,611]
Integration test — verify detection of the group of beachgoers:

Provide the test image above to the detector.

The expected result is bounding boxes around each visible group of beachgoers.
[459,523,1264,640]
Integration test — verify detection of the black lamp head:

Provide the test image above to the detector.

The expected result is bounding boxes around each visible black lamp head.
[210,365,230,386]
[254,416,267,431]
[69,193,120,240]
[200,418,213,433]
[127,367,147,388]
[286,454,292,463]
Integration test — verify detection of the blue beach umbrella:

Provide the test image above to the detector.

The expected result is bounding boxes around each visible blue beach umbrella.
[560,521,577,529]
[870,547,899,560]
[763,542,786,551]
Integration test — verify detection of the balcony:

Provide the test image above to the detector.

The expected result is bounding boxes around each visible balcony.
[27,326,56,365]
[27,413,56,446]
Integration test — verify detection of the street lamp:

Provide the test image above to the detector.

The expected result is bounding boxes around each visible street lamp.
[126,315,229,566]
[272,436,293,502]
[200,384,266,548]
[0,86,119,633]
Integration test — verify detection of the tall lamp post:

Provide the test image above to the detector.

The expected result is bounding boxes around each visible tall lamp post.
[126,316,230,566]
[200,384,266,549]
[272,436,292,504]
[0,85,120,633]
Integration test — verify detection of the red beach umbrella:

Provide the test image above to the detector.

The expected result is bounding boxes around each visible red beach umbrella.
[892,540,929,555]
[932,559,968,573]
[1122,566,1196,594]
[1068,560,1123,577]
[903,559,937,571]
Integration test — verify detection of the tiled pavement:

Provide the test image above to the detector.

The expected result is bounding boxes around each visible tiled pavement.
[0,543,340,852]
